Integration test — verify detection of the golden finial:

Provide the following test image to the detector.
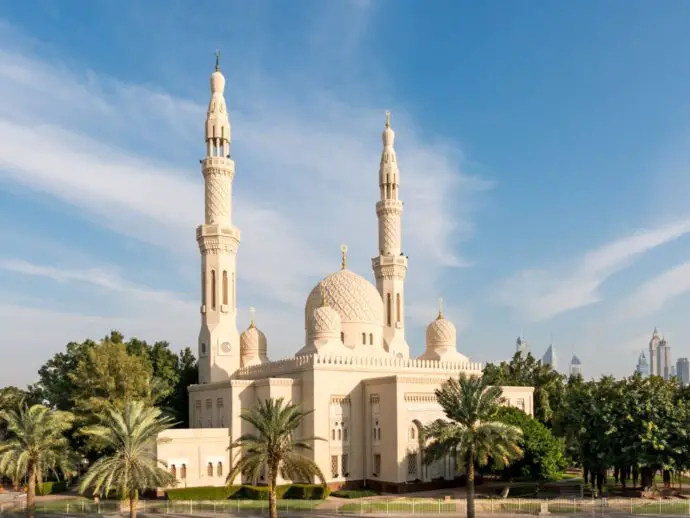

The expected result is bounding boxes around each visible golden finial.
[249,306,256,328]
[340,244,348,270]
[436,297,444,320]
[385,111,391,128]
[215,49,220,71]
[319,282,328,307]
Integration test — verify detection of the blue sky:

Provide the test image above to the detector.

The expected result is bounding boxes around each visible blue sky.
[2,0,690,385]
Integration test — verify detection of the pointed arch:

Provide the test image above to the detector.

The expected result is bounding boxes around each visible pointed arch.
[211,270,217,310]
[386,293,392,327]
[222,270,228,305]
[396,293,401,323]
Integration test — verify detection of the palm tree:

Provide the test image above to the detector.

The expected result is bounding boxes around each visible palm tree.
[227,398,325,518]
[423,374,523,518]
[0,404,76,518]
[78,401,176,518]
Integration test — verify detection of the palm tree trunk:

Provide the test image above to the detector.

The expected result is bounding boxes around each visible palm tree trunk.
[466,449,475,518]
[26,463,36,518]
[269,468,278,518]
[129,488,137,518]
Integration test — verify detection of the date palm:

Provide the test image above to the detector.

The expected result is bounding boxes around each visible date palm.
[424,374,523,518]
[227,398,325,518]
[78,401,176,518]
[0,404,76,518]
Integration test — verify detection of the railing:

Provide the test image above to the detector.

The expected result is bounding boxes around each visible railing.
[4,497,690,515]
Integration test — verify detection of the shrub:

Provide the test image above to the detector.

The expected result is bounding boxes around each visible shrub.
[165,484,327,501]
[331,489,378,499]
[37,481,69,496]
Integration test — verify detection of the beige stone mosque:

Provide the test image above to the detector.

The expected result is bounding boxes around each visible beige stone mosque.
[156,58,534,493]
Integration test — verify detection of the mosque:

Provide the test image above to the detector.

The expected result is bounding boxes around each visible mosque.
[156,58,534,493]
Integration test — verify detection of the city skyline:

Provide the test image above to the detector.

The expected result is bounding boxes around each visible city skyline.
[3,2,690,385]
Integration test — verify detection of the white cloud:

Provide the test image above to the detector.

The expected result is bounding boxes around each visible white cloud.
[492,220,690,321]
[0,23,485,376]
[617,261,690,320]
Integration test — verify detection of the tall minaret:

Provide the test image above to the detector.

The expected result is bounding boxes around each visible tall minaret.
[372,111,409,359]
[197,52,241,384]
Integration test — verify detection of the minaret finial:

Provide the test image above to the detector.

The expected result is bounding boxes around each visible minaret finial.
[385,110,391,128]
[215,49,220,71]
[249,306,256,328]
[436,297,444,320]
[340,244,348,270]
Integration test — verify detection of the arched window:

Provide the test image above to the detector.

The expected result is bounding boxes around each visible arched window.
[409,427,416,440]
[396,294,401,322]
[202,271,206,306]
[211,270,217,310]
[362,333,366,344]
[338,428,342,440]
[180,464,187,480]
[340,332,345,343]
[170,464,176,479]
[207,462,213,477]
[217,462,223,477]
[386,294,392,327]
[369,333,373,345]
[222,271,228,305]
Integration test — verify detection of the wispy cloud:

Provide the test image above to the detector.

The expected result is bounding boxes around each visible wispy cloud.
[491,220,690,321]
[617,261,690,320]
[0,17,485,373]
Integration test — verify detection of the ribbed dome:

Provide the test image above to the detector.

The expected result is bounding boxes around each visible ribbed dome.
[305,270,383,325]
[425,315,457,347]
[308,305,341,339]
[240,324,267,362]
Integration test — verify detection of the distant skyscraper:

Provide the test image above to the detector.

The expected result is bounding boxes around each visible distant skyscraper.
[649,328,672,379]
[569,355,582,377]
[636,350,649,377]
[542,344,557,371]
[676,358,689,386]
[516,335,528,358]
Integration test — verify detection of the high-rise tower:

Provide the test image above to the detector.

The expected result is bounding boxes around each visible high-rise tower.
[197,54,241,384]
[372,112,409,359]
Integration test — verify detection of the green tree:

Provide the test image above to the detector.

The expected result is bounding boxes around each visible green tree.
[493,406,566,481]
[424,374,523,518]
[78,401,176,518]
[0,405,75,518]
[227,398,325,518]
[483,352,565,426]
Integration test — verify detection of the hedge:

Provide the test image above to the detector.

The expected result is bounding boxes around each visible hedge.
[38,481,69,496]
[166,484,329,501]
[331,489,378,499]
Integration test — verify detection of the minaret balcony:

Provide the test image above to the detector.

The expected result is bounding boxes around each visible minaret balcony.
[201,156,234,168]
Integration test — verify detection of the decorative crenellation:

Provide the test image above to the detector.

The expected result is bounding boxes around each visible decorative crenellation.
[330,395,351,405]
[234,352,483,380]
[404,393,437,403]
[373,262,407,281]
[197,231,240,256]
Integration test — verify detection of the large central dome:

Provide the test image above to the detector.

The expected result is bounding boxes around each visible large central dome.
[305,270,384,325]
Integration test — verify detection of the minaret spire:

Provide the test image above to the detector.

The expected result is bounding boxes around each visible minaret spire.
[372,111,409,359]
[197,54,242,384]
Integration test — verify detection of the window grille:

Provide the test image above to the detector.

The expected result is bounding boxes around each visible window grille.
[331,455,338,478]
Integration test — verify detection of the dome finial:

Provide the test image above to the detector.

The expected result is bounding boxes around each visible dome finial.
[385,110,391,128]
[340,244,348,270]
[215,49,221,71]
[249,306,256,328]
[436,297,444,320]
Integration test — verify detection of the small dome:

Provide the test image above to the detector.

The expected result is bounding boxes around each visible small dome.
[240,310,268,368]
[305,269,383,326]
[426,314,457,347]
[308,304,341,340]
